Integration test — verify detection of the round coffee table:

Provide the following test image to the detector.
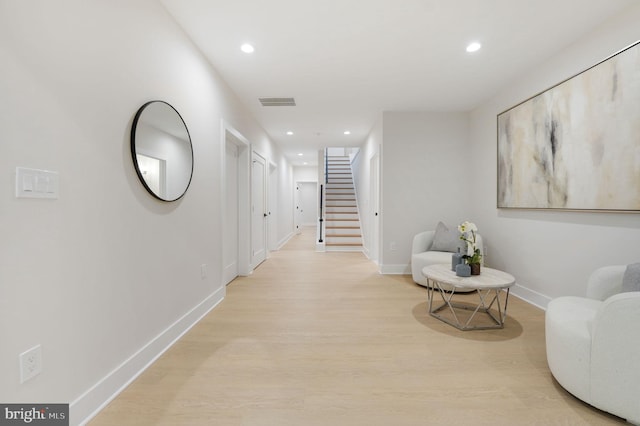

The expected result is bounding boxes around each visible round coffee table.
[422,264,516,330]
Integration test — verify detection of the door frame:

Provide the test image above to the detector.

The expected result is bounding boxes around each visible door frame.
[251,151,268,269]
[268,161,278,252]
[369,152,380,264]
[297,181,318,227]
[221,120,251,277]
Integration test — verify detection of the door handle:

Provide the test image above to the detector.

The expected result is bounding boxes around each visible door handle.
[263,213,268,217]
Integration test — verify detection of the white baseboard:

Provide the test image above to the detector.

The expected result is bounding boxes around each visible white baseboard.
[380,264,410,275]
[362,246,371,259]
[278,232,295,250]
[73,286,225,425]
[510,283,552,310]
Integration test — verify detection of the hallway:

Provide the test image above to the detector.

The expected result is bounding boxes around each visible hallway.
[90,229,622,425]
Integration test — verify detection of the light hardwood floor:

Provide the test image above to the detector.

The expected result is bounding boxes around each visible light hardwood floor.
[90,228,623,425]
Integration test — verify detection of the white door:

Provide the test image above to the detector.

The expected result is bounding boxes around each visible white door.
[223,140,239,285]
[298,182,318,227]
[251,152,267,268]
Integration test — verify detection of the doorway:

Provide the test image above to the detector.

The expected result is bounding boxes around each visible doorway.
[268,162,278,251]
[252,152,267,268]
[296,181,318,231]
[223,139,239,285]
[222,122,251,283]
[136,153,166,199]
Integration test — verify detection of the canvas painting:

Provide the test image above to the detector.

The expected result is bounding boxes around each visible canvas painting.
[497,41,640,211]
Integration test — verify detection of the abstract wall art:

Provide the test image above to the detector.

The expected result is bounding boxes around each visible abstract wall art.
[497,40,640,211]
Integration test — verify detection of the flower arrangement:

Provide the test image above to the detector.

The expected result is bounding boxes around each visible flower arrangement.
[458,221,482,265]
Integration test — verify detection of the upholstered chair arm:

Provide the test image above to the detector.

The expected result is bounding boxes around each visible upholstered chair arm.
[411,231,435,255]
[590,291,640,424]
[586,265,626,301]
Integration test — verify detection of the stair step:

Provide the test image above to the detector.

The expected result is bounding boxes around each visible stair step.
[326,234,362,241]
[326,220,360,227]
[326,216,358,221]
[323,153,360,242]
[326,226,360,229]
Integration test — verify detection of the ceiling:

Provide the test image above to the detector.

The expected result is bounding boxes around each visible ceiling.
[161,0,635,166]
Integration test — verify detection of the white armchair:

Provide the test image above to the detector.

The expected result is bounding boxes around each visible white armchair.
[545,265,640,424]
[410,229,483,292]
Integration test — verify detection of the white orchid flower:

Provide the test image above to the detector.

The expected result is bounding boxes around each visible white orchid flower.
[458,221,477,233]
[458,221,480,261]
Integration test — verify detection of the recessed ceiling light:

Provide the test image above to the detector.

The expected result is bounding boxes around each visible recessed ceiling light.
[240,43,255,53]
[286,131,293,135]
[466,42,482,53]
[303,162,308,165]
[344,130,351,135]
[297,153,303,156]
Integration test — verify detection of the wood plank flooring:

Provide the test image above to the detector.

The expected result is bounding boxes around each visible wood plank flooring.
[90,228,624,425]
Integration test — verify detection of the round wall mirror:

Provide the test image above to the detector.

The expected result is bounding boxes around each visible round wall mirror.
[131,101,194,202]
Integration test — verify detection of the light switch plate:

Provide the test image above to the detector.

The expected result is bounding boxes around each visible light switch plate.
[16,167,59,199]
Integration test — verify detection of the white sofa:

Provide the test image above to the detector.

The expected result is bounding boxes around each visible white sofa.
[545,265,640,424]
[410,230,484,292]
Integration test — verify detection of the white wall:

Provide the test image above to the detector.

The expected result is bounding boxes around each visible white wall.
[0,1,292,423]
[379,112,470,273]
[469,3,640,307]
[353,115,382,262]
[293,165,319,182]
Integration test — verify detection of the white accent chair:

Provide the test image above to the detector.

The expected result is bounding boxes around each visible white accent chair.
[410,230,484,293]
[545,265,640,424]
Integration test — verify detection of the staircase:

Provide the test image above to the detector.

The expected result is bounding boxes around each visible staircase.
[324,155,363,251]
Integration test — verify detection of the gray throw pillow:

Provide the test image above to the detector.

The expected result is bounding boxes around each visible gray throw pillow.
[622,262,640,292]
[429,222,464,253]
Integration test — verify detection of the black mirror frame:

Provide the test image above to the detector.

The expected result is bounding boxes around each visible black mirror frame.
[130,100,194,202]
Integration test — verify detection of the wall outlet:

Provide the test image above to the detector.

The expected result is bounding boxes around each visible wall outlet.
[20,345,43,383]
[390,241,397,251]
[201,264,207,279]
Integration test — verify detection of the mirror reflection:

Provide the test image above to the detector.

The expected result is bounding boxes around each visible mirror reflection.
[131,101,193,201]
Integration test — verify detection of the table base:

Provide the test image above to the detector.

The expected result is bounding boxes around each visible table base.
[426,279,511,330]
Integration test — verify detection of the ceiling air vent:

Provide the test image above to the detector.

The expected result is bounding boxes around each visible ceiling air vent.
[259,97,296,107]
